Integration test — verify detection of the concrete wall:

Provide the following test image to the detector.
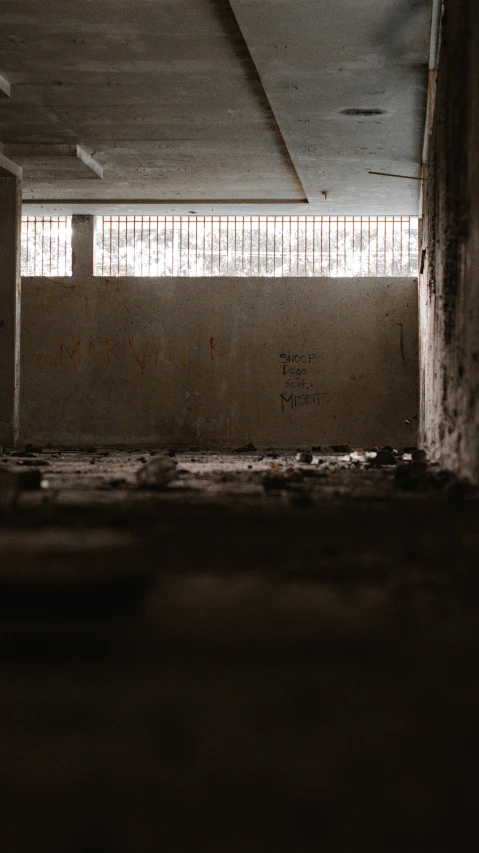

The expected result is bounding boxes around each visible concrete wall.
[420,0,479,481]
[0,155,22,448]
[20,275,418,449]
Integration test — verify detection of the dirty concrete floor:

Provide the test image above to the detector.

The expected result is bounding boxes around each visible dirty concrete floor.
[1,448,479,852]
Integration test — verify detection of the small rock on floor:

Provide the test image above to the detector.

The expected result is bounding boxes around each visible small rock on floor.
[136,455,177,489]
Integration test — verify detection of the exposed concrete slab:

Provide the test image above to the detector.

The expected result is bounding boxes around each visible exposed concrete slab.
[3,143,103,180]
[0,0,431,211]
[230,0,432,214]
[0,0,304,203]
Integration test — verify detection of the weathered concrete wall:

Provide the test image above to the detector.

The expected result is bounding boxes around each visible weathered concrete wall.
[0,155,22,447]
[20,276,418,448]
[420,0,479,481]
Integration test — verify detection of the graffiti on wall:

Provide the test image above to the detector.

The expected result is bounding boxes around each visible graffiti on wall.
[278,351,323,412]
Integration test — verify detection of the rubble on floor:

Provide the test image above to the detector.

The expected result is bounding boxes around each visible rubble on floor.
[136,454,177,489]
[0,447,479,852]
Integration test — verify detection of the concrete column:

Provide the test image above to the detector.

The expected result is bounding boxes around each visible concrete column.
[420,0,479,481]
[72,214,94,278]
[0,153,22,448]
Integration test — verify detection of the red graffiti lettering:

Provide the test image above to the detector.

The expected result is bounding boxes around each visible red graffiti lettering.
[60,340,81,363]
[105,339,120,363]
[209,337,227,359]
[129,339,147,371]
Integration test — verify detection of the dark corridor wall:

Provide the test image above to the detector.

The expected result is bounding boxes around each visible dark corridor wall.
[420,0,479,481]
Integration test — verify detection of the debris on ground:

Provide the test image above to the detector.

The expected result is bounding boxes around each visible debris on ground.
[235,443,257,453]
[0,468,43,506]
[0,468,42,492]
[296,452,313,464]
[370,450,397,467]
[412,449,427,462]
[262,470,298,492]
[394,462,477,496]
[136,454,177,489]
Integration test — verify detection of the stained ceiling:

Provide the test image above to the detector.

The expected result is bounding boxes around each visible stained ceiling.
[0,0,433,215]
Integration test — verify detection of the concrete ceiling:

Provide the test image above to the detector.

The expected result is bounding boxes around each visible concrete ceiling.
[0,0,433,215]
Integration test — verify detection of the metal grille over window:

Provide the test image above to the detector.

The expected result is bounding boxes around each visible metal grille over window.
[95,216,418,277]
[21,217,72,276]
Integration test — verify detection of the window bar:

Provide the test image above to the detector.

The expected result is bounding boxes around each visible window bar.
[227,216,230,275]
[368,216,371,276]
[359,216,362,276]
[383,217,387,276]
[335,217,339,276]
[201,216,205,277]
[408,217,411,276]
[305,217,308,276]
[57,218,60,275]
[376,216,380,276]
[241,216,245,276]
[392,216,395,276]
[233,216,237,276]
[400,216,403,276]
[328,217,331,276]
[249,216,253,276]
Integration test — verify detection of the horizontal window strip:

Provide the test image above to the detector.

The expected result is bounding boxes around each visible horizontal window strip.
[21,216,72,277]
[95,215,419,278]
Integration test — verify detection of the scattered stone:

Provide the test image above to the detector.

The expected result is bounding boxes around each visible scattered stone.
[370,450,397,467]
[265,452,278,458]
[289,491,315,508]
[235,443,257,453]
[262,473,293,492]
[45,442,53,449]
[393,462,476,496]
[403,446,417,454]
[331,445,350,453]
[394,461,428,491]
[136,454,177,489]
[25,444,43,453]
[0,468,42,493]
[166,450,176,457]
[296,452,313,464]
[312,445,323,451]
[412,449,427,462]
[382,445,394,452]
[108,478,125,489]
[18,459,49,467]
[87,446,97,453]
